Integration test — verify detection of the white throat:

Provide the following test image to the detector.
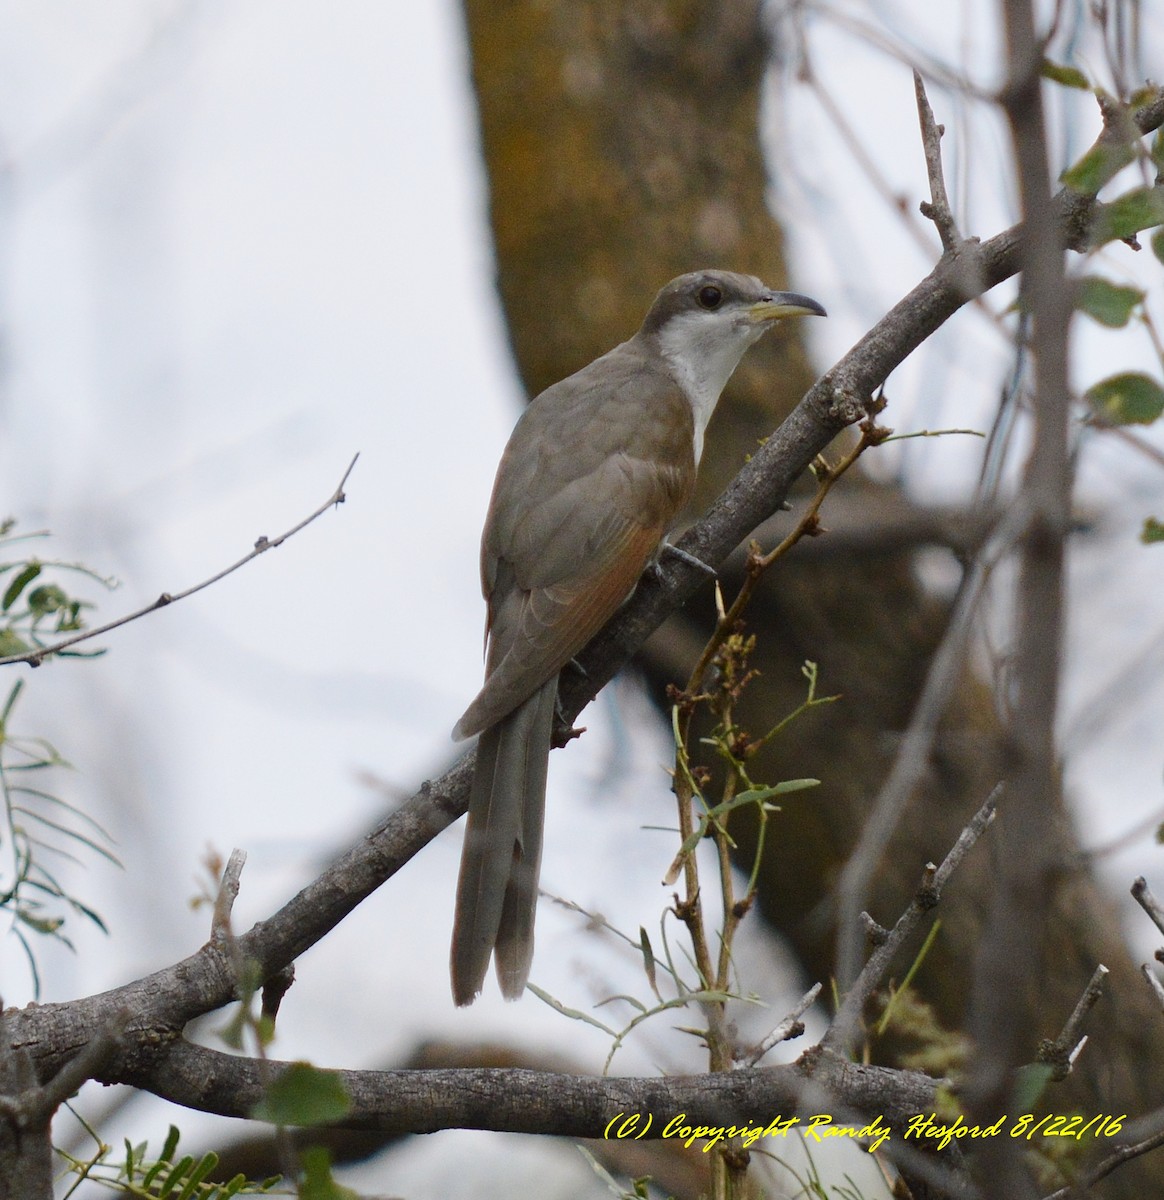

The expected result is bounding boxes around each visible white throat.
[654,311,764,465]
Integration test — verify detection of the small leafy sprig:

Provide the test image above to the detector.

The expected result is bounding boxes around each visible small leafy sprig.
[58,1123,285,1198]
[1,676,119,993]
[0,518,117,660]
[1,521,120,987]
[1038,73,1164,539]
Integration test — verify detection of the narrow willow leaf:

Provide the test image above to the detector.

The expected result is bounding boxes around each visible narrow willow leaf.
[596,991,647,1013]
[1039,58,1089,89]
[2,562,41,611]
[527,982,617,1035]
[734,778,820,803]
[15,910,64,935]
[639,927,660,999]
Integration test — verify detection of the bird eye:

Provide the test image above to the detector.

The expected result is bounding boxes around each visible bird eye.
[697,285,723,310]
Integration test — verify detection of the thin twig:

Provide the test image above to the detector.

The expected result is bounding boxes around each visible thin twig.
[1132,877,1164,1010]
[824,789,999,1055]
[1141,965,1164,1011]
[1043,1111,1164,1199]
[1132,876,1164,939]
[914,70,961,251]
[0,454,359,669]
[1039,964,1109,1080]
[211,849,248,945]
[744,982,822,1067]
[805,64,1009,337]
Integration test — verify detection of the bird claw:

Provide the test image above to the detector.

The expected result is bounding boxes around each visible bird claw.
[656,540,717,579]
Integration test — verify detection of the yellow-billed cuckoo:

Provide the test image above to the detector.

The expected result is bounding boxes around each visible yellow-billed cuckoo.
[451,269,825,1005]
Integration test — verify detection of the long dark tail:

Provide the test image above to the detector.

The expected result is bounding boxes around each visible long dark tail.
[450,677,556,1005]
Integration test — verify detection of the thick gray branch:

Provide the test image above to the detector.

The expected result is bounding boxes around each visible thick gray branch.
[128,1038,937,1140]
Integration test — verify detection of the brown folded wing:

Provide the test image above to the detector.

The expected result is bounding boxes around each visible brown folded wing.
[454,445,692,740]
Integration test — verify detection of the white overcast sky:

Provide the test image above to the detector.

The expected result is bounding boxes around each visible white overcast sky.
[0,2,1162,1197]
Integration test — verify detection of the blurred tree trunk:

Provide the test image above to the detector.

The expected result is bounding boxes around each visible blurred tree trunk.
[462,0,1164,1193]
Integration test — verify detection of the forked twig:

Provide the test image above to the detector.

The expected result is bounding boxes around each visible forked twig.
[825,789,1000,1055]
[914,70,961,251]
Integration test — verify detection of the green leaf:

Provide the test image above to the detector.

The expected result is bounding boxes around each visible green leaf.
[1090,186,1164,246]
[298,1148,361,1200]
[595,990,647,1013]
[639,927,660,999]
[1077,276,1143,327]
[143,1160,168,1187]
[0,630,32,657]
[26,583,67,617]
[735,778,820,802]
[255,1012,276,1048]
[1142,517,1164,544]
[173,1152,217,1199]
[1085,372,1164,425]
[1061,140,1136,193]
[216,1004,248,1051]
[1012,1062,1056,1111]
[1152,228,1164,265]
[160,1125,182,1164]
[15,910,64,935]
[526,983,617,1035]
[2,562,40,611]
[235,957,264,1000]
[251,1062,351,1127]
[157,1154,196,1196]
[1153,127,1164,171]
[1040,58,1089,89]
